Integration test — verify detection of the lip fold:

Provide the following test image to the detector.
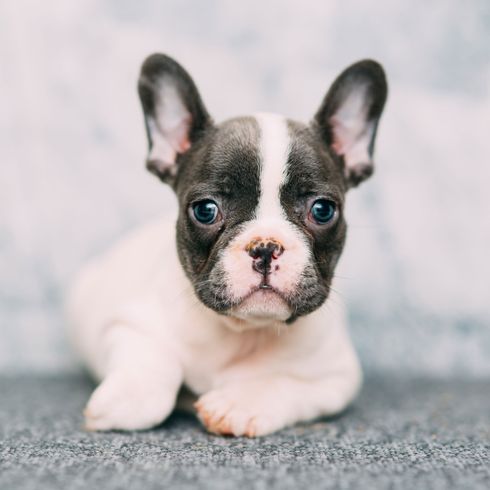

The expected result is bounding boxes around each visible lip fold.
[241,283,288,303]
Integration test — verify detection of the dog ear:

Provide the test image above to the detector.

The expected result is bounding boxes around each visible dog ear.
[138,54,212,183]
[314,60,387,188]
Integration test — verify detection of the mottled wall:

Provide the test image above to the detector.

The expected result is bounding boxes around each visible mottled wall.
[1,0,489,374]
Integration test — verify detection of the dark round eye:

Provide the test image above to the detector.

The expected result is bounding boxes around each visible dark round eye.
[310,199,336,225]
[192,200,219,225]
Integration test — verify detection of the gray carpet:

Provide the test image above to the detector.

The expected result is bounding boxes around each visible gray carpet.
[0,374,488,490]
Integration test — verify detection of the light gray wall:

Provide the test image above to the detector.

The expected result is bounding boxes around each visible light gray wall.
[1,0,489,375]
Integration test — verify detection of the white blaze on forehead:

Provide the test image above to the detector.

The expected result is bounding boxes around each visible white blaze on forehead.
[254,113,291,220]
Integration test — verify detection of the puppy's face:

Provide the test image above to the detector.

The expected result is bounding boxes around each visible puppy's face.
[138,55,387,325]
[174,116,347,324]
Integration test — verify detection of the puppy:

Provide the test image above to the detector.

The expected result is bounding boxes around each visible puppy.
[67,54,387,437]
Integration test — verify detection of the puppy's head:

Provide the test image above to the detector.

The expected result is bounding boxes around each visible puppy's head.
[138,54,387,327]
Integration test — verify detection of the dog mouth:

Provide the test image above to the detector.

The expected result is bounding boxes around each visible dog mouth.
[243,282,287,301]
[228,283,292,323]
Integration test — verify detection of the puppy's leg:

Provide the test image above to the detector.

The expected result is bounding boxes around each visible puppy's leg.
[195,370,361,437]
[84,323,183,431]
[195,356,362,437]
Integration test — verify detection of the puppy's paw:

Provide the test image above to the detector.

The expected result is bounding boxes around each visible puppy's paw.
[84,371,175,431]
[195,383,285,437]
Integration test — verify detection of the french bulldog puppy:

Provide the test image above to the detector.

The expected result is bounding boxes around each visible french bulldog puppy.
[67,54,387,437]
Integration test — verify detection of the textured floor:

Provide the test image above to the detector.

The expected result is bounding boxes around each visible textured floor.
[0,374,489,490]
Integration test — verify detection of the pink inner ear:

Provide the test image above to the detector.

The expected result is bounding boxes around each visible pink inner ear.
[180,138,191,153]
[330,137,344,155]
[331,140,344,154]
[327,86,373,164]
[328,112,374,170]
[329,115,354,156]
[167,114,192,154]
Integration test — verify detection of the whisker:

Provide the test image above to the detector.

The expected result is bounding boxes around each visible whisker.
[332,273,355,281]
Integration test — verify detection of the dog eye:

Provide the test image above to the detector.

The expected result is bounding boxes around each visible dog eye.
[309,199,336,225]
[192,200,219,225]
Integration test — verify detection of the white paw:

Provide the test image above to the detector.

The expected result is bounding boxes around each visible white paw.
[84,371,175,431]
[195,383,286,437]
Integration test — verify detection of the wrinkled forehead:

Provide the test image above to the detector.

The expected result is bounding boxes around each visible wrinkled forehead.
[181,114,343,205]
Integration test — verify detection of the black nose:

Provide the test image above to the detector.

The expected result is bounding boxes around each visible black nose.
[247,239,284,275]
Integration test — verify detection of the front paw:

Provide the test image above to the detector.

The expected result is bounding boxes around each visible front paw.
[84,371,175,431]
[195,383,284,437]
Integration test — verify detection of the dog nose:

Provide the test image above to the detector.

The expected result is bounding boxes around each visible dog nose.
[246,238,284,275]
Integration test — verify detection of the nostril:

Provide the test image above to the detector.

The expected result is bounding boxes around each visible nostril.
[248,246,262,260]
[246,238,285,275]
[270,242,284,260]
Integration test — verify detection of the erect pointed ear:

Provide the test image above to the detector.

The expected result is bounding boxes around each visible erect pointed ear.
[314,60,388,188]
[138,54,212,183]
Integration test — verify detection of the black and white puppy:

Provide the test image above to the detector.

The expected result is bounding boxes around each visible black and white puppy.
[68,54,387,437]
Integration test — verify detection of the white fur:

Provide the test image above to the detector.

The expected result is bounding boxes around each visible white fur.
[254,112,289,220]
[68,215,362,436]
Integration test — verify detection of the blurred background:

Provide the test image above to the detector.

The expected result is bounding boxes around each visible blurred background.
[1,0,489,376]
